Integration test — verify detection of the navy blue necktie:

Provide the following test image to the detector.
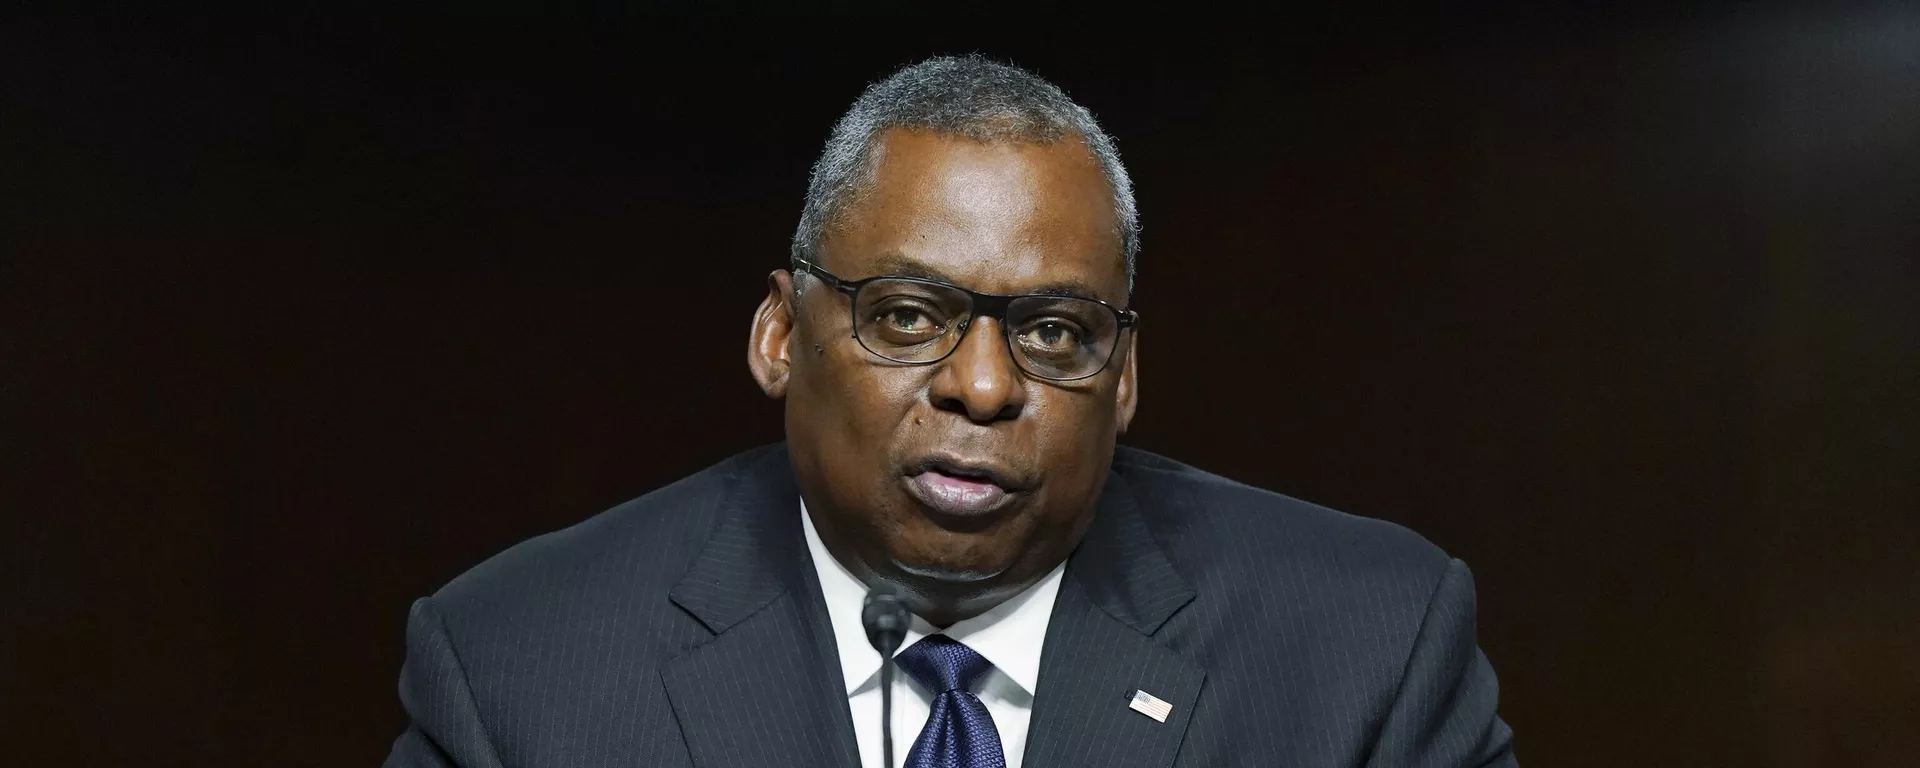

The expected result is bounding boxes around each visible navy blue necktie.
[895,634,1007,768]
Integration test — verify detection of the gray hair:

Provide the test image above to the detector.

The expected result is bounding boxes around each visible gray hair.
[791,55,1139,292]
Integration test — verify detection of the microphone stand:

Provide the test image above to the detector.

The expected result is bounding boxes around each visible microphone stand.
[880,646,897,767]
[862,591,909,768]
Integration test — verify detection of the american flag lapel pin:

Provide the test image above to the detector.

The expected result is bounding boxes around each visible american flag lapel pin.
[1129,689,1173,723]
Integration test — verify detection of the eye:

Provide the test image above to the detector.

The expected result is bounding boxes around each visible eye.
[881,306,934,332]
[865,298,951,347]
[1018,319,1084,353]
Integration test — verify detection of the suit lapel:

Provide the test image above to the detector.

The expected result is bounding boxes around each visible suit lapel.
[662,446,860,768]
[1024,469,1206,768]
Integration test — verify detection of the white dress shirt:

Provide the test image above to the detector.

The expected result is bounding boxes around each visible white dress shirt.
[802,501,1063,768]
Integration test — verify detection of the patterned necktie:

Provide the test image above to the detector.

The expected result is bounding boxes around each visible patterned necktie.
[895,634,1007,768]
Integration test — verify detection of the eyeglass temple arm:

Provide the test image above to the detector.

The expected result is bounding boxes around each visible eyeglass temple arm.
[792,257,853,293]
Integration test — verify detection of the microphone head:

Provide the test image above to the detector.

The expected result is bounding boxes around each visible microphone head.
[861,590,911,655]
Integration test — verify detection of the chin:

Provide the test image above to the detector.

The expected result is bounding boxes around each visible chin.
[892,557,1009,585]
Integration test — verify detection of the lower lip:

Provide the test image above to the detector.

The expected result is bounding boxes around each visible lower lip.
[906,471,1014,518]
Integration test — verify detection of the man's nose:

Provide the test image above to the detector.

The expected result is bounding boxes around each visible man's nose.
[928,317,1028,424]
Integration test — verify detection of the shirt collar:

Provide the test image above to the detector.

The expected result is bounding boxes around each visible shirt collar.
[802,499,1063,698]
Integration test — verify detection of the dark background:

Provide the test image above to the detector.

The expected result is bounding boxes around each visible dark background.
[5,6,1916,766]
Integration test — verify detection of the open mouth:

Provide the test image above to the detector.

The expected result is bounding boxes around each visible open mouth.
[902,457,1024,520]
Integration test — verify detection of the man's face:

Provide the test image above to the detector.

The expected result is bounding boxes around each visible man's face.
[751,128,1138,624]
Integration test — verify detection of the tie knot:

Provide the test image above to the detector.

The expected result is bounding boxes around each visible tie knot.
[894,634,994,694]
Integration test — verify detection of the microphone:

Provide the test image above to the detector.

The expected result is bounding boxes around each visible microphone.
[861,590,910,768]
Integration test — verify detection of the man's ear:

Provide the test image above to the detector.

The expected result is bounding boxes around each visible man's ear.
[748,270,798,399]
[1115,329,1139,434]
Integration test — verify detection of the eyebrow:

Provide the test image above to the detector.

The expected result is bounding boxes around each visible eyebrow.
[866,252,1115,303]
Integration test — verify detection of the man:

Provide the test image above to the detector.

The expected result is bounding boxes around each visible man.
[385,56,1516,767]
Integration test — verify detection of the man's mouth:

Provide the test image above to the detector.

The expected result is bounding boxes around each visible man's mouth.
[902,457,1025,520]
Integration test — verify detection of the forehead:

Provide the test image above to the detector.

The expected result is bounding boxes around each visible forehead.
[820,128,1127,303]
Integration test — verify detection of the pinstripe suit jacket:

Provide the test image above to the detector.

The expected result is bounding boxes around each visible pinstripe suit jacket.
[384,443,1516,767]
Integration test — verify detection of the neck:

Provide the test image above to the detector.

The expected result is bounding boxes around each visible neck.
[887,569,1044,629]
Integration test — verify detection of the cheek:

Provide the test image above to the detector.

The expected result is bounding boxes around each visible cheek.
[838,367,923,433]
[1030,387,1122,489]
[1029,384,1120,448]
[794,346,923,451]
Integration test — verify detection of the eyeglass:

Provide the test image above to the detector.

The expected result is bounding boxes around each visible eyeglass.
[790,257,1138,382]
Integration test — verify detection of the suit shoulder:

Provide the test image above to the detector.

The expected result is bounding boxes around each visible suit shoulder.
[426,444,778,621]
[1112,446,1454,587]
[1112,449,1480,737]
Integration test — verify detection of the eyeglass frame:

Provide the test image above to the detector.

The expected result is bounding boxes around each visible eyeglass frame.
[788,256,1139,382]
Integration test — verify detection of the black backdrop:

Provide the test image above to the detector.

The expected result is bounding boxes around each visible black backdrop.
[5,7,1917,767]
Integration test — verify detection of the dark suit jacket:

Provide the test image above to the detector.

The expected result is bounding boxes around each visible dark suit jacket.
[384,444,1516,767]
